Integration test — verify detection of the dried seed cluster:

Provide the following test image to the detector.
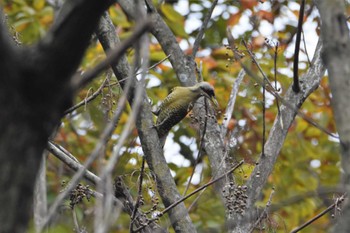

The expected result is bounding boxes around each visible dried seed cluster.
[145,192,160,217]
[69,183,93,209]
[223,183,248,215]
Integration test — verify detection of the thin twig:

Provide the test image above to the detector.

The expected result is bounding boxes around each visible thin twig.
[290,194,345,233]
[184,61,212,195]
[292,0,305,93]
[64,73,110,115]
[68,54,170,111]
[72,208,80,233]
[40,72,132,232]
[250,187,275,232]
[102,21,149,179]
[282,2,314,45]
[134,160,245,232]
[243,39,337,138]
[226,30,337,139]
[192,0,218,57]
[241,40,274,90]
[144,54,171,72]
[262,66,266,157]
[269,187,344,212]
[130,157,146,232]
[301,28,311,65]
[183,97,208,196]
[133,54,171,77]
[273,43,281,123]
[95,13,150,232]
[47,141,125,208]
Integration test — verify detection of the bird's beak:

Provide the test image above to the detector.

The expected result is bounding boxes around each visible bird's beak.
[210,96,219,108]
[202,93,219,108]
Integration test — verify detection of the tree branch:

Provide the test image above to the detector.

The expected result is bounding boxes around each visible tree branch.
[0,1,115,232]
[118,0,232,212]
[229,38,325,232]
[95,11,197,233]
[192,0,218,57]
[36,0,113,82]
[221,69,245,138]
[47,141,166,233]
[291,195,345,233]
[72,19,152,90]
[315,1,350,232]
[119,0,197,86]
[41,73,131,230]
[0,12,17,70]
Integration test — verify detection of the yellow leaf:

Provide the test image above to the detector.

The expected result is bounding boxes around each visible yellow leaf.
[33,0,45,10]
[160,4,183,23]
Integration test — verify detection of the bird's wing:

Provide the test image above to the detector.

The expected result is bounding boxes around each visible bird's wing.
[152,87,178,116]
[156,87,179,111]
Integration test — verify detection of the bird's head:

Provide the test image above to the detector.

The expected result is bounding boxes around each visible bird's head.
[194,82,219,107]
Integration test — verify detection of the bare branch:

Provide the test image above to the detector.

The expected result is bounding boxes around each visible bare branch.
[222,69,245,138]
[33,153,48,233]
[65,72,111,115]
[251,188,275,232]
[37,0,114,82]
[192,0,218,57]
[292,0,306,93]
[48,141,166,232]
[269,187,345,213]
[119,0,197,86]
[135,160,244,232]
[47,141,101,184]
[226,30,326,231]
[41,74,131,230]
[291,195,345,233]
[235,38,336,139]
[95,10,197,233]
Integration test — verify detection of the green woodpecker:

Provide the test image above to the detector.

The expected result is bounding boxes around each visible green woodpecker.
[154,82,218,147]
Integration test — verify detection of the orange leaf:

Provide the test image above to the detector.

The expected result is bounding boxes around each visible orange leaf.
[227,118,236,131]
[252,35,265,48]
[228,12,242,26]
[240,0,258,10]
[257,10,274,23]
[196,56,218,70]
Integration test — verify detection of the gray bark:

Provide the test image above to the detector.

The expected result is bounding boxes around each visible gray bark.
[95,12,197,233]
[229,39,325,232]
[315,0,350,232]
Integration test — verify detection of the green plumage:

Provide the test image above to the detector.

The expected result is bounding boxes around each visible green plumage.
[155,82,217,147]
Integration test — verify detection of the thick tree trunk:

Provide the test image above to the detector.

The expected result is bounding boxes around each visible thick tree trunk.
[315,0,350,232]
[0,1,112,231]
[0,41,62,233]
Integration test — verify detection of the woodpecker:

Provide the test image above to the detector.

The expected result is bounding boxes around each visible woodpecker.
[154,82,218,147]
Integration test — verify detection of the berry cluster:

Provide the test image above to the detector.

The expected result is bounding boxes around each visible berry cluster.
[223,182,248,215]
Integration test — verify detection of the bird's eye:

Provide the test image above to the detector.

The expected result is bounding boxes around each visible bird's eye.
[204,88,215,97]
